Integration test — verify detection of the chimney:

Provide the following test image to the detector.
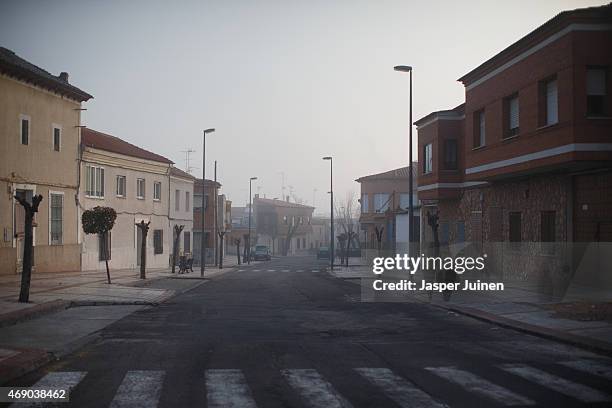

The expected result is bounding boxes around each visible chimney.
[59,72,69,83]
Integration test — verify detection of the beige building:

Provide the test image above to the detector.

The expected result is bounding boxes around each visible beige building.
[0,47,93,275]
[169,167,195,257]
[80,128,173,271]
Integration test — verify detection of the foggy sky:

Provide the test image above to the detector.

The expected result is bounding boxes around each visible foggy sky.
[1,0,604,214]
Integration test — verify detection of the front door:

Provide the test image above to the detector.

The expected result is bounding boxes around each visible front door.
[14,189,33,273]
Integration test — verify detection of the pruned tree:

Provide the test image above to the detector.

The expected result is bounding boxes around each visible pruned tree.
[82,206,117,285]
[218,230,226,269]
[337,232,347,265]
[283,217,300,256]
[172,224,185,274]
[235,237,242,265]
[335,191,359,266]
[15,194,43,303]
[243,233,249,261]
[374,226,385,255]
[136,220,151,279]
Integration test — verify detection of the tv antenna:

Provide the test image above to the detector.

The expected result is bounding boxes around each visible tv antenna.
[181,148,197,174]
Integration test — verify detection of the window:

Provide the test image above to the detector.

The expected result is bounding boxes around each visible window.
[86,165,105,198]
[509,212,522,248]
[456,221,465,243]
[137,178,145,199]
[185,192,190,212]
[153,230,163,254]
[153,182,162,201]
[283,215,288,224]
[587,67,607,117]
[184,231,191,253]
[53,126,61,151]
[544,78,558,125]
[444,139,458,170]
[374,193,389,213]
[175,190,180,211]
[116,175,126,197]
[99,232,111,261]
[474,110,485,147]
[541,211,556,254]
[50,193,63,245]
[20,116,29,145]
[361,194,369,213]
[399,193,411,209]
[440,221,449,244]
[505,94,520,137]
[423,143,433,173]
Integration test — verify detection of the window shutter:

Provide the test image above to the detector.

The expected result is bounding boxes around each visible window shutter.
[479,111,486,146]
[509,97,519,129]
[587,68,606,96]
[546,80,558,125]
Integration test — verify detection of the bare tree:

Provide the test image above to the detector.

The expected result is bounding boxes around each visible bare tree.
[136,220,151,279]
[218,230,226,269]
[335,191,359,266]
[234,237,242,265]
[283,217,300,256]
[15,194,43,303]
[375,226,384,255]
[171,225,185,274]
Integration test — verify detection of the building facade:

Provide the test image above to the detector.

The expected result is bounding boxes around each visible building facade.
[80,128,173,271]
[356,165,420,253]
[169,167,195,259]
[0,47,92,275]
[254,197,314,255]
[416,4,612,288]
[193,178,220,265]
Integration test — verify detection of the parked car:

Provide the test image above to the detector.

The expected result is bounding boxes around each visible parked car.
[253,245,271,261]
[316,246,330,259]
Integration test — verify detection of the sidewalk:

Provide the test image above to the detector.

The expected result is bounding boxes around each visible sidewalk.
[331,264,612,355]
[0,260,238,384]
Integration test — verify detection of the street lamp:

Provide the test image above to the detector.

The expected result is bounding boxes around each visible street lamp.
[322,156,334,270]
[248,176,258,264]
[394,65,415,248]
[201,128,215,277]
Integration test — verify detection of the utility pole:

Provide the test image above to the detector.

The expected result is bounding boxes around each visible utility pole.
[214,160,218,266]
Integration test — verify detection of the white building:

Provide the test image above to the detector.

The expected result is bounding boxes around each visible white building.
[79,128,172,271]
[169,167,195,258]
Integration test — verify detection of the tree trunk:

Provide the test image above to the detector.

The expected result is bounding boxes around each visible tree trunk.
[16,194,42,303]
[236,242,241,265]
[218,233,224,269]
[104,231,111,284]
[137,221,150,279]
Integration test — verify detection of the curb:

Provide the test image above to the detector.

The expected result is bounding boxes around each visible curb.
[0,300,71,329]
[427,301,612,357]
[0,348,54,386]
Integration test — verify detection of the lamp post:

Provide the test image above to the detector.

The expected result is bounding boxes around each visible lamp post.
[248,176,258,264]
[394,65,415,248]
[200,128,215,277]
[323,156,334,270]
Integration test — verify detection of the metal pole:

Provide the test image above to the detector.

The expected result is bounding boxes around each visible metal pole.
[200,131,206,276]
[330,158,334,270]
[408,69,414,249]
[248,179,252,265]
[214,160,218,266]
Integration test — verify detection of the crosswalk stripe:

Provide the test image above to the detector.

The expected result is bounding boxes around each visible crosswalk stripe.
[311,270,320,273]
[282,369,353,408]
[11,371,86,407]
[206,369,257,408]
[267,269,275,272]
[501,363,611,403]
[559,359,612,381]
[282,269,290,272]
[109,370,165,408]
[356,368,447,408]
[253,269,261,272]
[296,270,304,272]
[425,366,534,406]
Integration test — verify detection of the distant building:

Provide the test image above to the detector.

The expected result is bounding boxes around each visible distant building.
[254,197,314,255]
[356,165,420,253]
[416,3,612,285]
[80,128,173,271]
[193,178,221,265]
[0,47,92,275]
[169,167,195,258]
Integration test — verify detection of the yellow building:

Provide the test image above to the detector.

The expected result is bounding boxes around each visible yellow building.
[0,47,93,275]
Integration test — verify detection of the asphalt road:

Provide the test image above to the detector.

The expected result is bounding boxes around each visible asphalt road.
[5,256,612,407]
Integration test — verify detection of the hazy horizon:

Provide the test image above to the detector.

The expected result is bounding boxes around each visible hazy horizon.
[1,0,605,212]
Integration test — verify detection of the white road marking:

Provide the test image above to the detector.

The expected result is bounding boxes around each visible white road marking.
[11,371,87,407]
[501,363,611,403]
[282,269,290,272]
[311,270,321,273]
[296,270,304,272]
[425,366,534,406]
[267,269,275,272]
[237,269,245,272]
[253,269,261,272]
[559,359,612,381]
[282,369,353,408]
[110,370,165,408]
[206,369,257,408]
[356,368,447,408]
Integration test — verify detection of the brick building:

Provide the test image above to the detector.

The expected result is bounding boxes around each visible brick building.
[193,178,221,265]
[416,4,612,287]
